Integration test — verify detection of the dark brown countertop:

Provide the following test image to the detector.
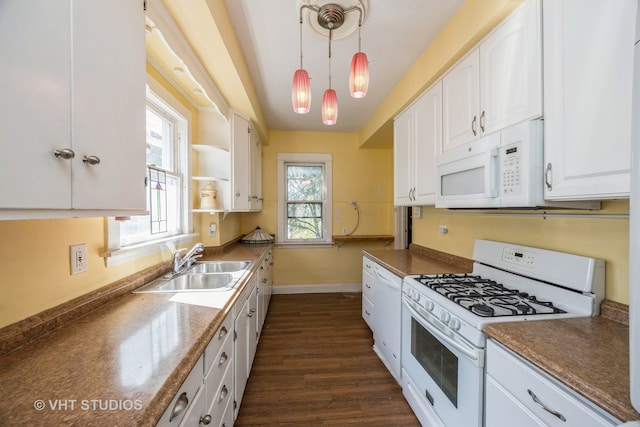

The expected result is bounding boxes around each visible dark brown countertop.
[484,308,640,422]
[363,244,473,277]
[0,243,271,426]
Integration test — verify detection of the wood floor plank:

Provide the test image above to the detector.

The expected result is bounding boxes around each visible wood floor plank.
[234,292,420,427]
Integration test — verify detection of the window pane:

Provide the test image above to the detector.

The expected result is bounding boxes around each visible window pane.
[287,218,323,239]
[287,203,322,218]
[287,165,323,201]
[146,107,174,171]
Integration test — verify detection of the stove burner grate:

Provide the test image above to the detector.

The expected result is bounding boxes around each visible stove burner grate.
[417,274,566,317]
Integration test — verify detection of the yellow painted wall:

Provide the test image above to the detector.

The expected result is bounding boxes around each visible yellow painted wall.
[412,201,630,304]
[240,130,394,287]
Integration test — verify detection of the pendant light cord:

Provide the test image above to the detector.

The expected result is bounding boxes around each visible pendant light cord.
[328,29,333,89]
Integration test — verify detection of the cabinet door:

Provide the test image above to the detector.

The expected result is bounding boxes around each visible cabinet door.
[442,49,480,152]
[393,110,414,206]
[480,0,542,135]
[249,284,258,367]
[543,0,635,200]
[231,113,251,211]
[413,82,441,205]
[72,0,146,210]
[234,296,250,415]
[250,128,262,211]
[0,0,72,209]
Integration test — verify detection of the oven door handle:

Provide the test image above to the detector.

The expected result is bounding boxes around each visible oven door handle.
[403,298,484,366]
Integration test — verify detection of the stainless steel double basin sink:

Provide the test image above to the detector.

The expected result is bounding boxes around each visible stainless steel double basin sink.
[134,261,252,293]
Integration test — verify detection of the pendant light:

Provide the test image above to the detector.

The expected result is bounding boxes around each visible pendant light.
[291,14,311,114]
[349,16,369,98]
[322,29,338,125]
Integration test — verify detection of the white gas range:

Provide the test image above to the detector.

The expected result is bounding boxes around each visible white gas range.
[400,239,605,427]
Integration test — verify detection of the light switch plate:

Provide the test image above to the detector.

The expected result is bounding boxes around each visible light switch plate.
[70,244,87,274]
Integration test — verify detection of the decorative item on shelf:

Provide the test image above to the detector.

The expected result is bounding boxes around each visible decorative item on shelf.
[291,0,369,125]
[240,226,275,245]
[199,182,218,210]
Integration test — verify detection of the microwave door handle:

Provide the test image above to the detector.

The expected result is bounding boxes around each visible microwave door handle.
[487,147,499,198]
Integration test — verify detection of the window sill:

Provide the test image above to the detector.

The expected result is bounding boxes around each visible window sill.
[101,233,198,266]
[276,242,334,249]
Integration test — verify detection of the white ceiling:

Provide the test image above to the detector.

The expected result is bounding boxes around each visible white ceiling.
[224,0,464,133]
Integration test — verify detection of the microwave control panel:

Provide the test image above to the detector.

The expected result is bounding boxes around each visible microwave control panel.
[502,142,522,195]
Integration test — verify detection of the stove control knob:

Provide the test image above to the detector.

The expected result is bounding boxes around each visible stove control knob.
[425,300,434,311]
[440,311,451,325]
[449,318,461,331]
[414,293,421,303]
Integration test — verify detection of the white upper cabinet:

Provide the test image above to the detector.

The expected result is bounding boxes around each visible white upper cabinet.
[230,113,262,212]
[394,82,442,206]
[442,0,542,152]
[442,50,480,152]
[543,0,636,200]
[0,0,146,219]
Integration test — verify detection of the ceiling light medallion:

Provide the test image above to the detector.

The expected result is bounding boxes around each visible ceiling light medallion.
[292,1,369,125]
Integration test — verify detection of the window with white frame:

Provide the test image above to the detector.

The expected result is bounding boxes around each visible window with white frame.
[105,79,192,264]
[277,153,332,245]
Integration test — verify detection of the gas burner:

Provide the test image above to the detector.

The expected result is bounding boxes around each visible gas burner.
[416,273,566,318]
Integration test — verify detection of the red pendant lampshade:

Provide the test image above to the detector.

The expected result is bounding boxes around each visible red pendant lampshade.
[291,69,311,114]
[349,51,369,98]
[321,88,338,125]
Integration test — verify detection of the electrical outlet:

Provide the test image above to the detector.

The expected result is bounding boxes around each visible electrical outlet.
[342,226,348,235]
[209,223,217,237]
[70,244,87,274]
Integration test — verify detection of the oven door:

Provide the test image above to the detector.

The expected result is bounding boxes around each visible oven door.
[401,296,484,427]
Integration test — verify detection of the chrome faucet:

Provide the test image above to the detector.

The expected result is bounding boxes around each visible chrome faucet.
[173,243,204,274]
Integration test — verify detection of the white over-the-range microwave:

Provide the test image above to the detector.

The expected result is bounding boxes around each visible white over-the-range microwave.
[436,120,599,209]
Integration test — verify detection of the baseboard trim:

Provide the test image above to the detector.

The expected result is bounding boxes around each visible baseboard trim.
[272,283,362,294]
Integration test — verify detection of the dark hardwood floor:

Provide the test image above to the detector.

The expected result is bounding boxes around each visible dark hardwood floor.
[235,292,420,426]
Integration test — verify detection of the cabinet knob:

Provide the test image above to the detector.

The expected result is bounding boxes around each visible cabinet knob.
[54,148,75,160]
[199,414,212,425]
[82,155,101,165]
[235,192,240,197]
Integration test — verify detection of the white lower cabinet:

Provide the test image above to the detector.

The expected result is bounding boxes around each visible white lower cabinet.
[159,252,271,426]
[233,276,258,419]
[485,339,620,427]
[157,355,204,427]
[362,256,402,384]
[362,258,375,330]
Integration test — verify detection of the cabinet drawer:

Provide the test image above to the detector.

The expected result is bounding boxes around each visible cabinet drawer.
[157,355,203,426]
[362,294,374,330]
[362,269,375,300]
[204,314,232,375]
[363,257,375,274]
[204,360,233,427]
[204,327,233,400]
[486,340,618,427]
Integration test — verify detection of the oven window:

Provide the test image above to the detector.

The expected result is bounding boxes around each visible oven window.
[411,318,458,407]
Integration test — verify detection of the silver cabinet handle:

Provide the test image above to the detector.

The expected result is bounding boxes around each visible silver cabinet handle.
[527,389,566,422]
[545,163,553,191]
[54,148,75,160]
[169,392,189,422]
[219,326,228,340]
[219,385,228,402]
[199,414,212,425]
[480,110,485,133]
[471,115,477,136]
[365,310,371,315]
[82,155,101,165]
[235,192,240,197]
[218,351,228,366]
